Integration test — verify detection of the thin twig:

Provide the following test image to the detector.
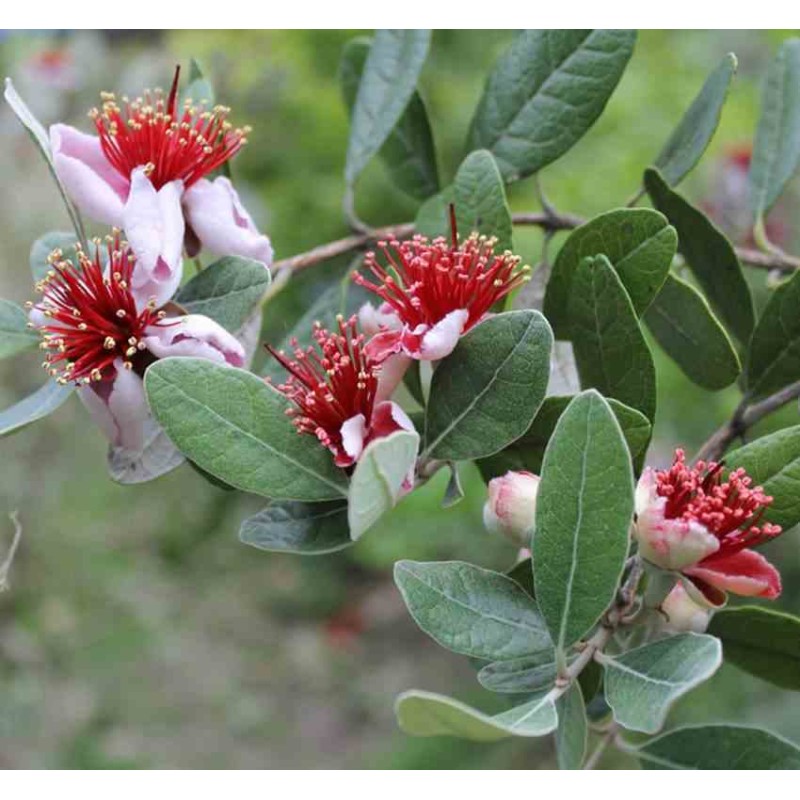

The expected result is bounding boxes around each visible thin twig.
[0,511,23,592]
[733,247,800,273]
[583,724,619,770]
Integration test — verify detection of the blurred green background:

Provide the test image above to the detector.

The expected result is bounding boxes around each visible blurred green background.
[0,29,798,769]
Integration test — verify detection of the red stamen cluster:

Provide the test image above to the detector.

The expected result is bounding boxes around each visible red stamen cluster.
[30,233,166,385]
[354,233,529,331]
[266,316,378,462]
[90,68,249,190]
[655,449,781,556]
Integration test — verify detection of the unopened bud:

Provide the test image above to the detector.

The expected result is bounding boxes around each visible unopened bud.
[483,471,540,548]
[661,582,711,633]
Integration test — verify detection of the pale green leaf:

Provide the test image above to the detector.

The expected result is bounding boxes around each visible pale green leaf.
[0,380,73,438]
[556,682,588,770]
[477,650,557,694]
[0,299,38,359]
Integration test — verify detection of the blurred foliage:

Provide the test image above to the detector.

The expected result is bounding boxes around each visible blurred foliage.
[0,29,798,768]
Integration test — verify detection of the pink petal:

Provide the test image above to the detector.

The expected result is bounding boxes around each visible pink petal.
[50,123,128,226]
[77,359,148,451]
[412,308,469,361]
[375,353,412,404]
[339,413,368,465]
[143,314,245,367]
[123,167,185,308]
[364,329,404,364]
[358,301,401,336]
[686,549,782,599]
[183,177,273,267]
[369,401,416,440]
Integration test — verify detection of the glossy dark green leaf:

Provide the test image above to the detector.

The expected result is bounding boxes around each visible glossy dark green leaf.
[534,390,634,654]
[544,208,676,338]
[644,273,741,390]
[636,725,800,769]
[0,380,73,437]
[653,53,737,187]
[709,606,800,691]
[344,30,431,187]
[645,168,754,343]
[568,256,657,421]
[725,425,800,529]
[453,150,512,252]
[239,501,352,555]
[395,689,557,740]
[174,256,271,333]
[394,560,551,660]
[468,30,636,182]
[745,270,800,398]
[556,683,588,770]
[750,39,800,222]
[145,358,349,501]
[477,650,557,694]
[423,311,552,460]
[341,37,438,200]
[0,299,38,359]
[478,396,651,481]
[29,231,78,282]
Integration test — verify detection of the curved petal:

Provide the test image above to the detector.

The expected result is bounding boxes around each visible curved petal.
[123,167,185,308]
[358,301,401,336]
[77,359,148,451]
[375,353,411,404]
[143,314,245,367]
[403,308,469,361]
[339,413,368,466]
[686,549,782,599]
[635,468,658,517]
[364,329,403,364]
[183,177,273,267]
[369,400,416,440]
[50,124,129,226]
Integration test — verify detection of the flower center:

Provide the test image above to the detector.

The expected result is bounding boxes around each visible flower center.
[266,315,378,460]
[353,233,530,331]
[30,233,166,385]
[655,449,781,555]
[90,67,250,190]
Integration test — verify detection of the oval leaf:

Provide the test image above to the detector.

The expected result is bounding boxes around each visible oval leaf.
[568,255,657,421]
[344,29,431,187]
[0,380,73,437]
[468,30,636,182]
[477,650,558,694]
[423,310,553,461]
[239,501,352,555]
[395,689,557,741]
[534,390,634,654]
[556,683,588,770]
[0,299,39,359]
[394,560,551,660]
[653,53,737,187]
[708,605,800,691]
[144,358,349,501]
[602,633,722,734]
[107,418,184,484]
[29,231,78,282]
[544,208,677,337]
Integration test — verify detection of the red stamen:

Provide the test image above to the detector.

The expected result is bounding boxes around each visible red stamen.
[30,233,166,385]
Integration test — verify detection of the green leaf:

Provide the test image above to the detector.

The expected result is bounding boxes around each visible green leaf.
[414,187,454,239]
[468,30,636,182]
[602,633,722,734]
[726,426,800,529]
[394,560,551,660]
[0,299,38,359]
[107,422,184,485]
[453,150,513,252]
[3,78,84,241]
[544,208,677,338]
[0,380,73,437]
[534,390,634,654]
[477,650,557,694]
[29,231,78,282]
[478,396,651,481]
[144,358,349,501]
[750,39,800,222]
[708,606,800,691]
[507,558,535,598]
[556,683,588,770]
[423,311,553,460]
[441,463,464,508]
[341,37,438,201]
[745,269,800,398]
[173,256,271,333]
[344,30,431,187]
[644,273,741,390]
[395,689,557,740]
[636,725,800,769]
[182,58,215,106]
[239,500,352,555]
[568,255,657,421]
[348,429,419,540]
[653,53,737,187]
[644,168,754,343]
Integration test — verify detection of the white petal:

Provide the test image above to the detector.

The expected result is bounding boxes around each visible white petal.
[143,314,245,367]
[418,309,469,360]
[340,413,367,462]
[358,301,401,336]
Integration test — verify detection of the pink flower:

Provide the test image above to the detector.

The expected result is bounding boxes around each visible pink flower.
[49,68,272,299]
[353,232,529,363]
[30,233,244,452]
[483,470,540,547]
[266,316,415,469]
[634,449,783,604]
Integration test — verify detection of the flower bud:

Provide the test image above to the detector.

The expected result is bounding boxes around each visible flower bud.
[660,582,711,633]
[483,471,540,547]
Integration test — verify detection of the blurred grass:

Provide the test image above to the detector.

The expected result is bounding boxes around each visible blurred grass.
[0,29,798,769]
